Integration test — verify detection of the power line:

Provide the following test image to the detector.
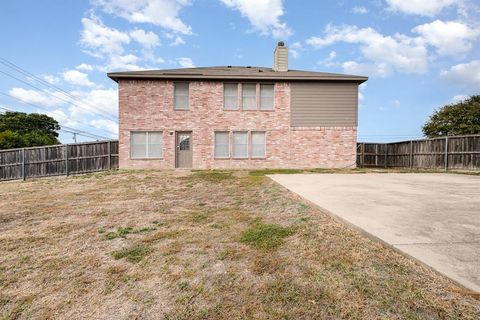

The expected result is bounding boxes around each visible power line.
[0,68,117,122]
[0,57,117,121]
[0,106,109,140]
[0,91,115,137]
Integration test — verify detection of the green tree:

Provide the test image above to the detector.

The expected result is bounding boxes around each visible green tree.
[0,111,60,149]
[422,95,480,138]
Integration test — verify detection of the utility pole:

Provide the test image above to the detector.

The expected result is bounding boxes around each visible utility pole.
[72,132,77,143]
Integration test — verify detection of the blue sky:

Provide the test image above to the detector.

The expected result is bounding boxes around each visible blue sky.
[0,0,479,143]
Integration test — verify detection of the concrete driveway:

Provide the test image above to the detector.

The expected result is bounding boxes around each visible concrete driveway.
[269,173,480,292]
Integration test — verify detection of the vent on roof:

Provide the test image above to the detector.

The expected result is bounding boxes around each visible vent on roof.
[246,66,251,68]
[227,65,232,68]
[258,70,263,72]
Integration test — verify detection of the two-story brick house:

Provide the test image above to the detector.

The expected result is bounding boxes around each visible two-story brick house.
[108,42,367,169]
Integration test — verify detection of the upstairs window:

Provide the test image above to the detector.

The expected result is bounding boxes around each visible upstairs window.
[174,82,189,110]
[260,84,274,110]
[242,83,257,110]
[223,83,238,110]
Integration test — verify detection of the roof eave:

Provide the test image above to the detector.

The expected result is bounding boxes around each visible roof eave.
[107,73,368,84]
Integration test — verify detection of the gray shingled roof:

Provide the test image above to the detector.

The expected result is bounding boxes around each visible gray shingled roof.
[107,66,367,83]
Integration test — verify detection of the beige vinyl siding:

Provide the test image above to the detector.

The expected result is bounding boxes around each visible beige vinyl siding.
[290,82,358,127]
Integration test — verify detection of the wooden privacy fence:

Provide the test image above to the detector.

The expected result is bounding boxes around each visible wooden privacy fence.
[357,134,480,171]
[0,140,119,181]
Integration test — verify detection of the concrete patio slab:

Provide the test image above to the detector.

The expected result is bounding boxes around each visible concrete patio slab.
[269,173,480,293]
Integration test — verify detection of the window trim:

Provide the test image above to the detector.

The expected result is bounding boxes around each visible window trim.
[232,131,249,159]
[259,84,275,111]
[250,131,267,159]
[222,82,275,112]
[223,83,239,111]
[213,131,230,159]
[212,130,267,160]
[130,131,164,160]
[174,82,190,110]
[241,83,258,111]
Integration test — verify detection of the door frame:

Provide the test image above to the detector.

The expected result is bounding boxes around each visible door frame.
[175,131,193,168]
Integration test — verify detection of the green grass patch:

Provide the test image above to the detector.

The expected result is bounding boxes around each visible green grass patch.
[240,223,293,250]
[105,226,156,240]
[112,244,152,263]
[189,170,234,182]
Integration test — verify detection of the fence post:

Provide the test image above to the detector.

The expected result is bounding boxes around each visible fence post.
[22,148,26,181]
[384,144,388,168]
[409,140,413,169]
[107,141,111,171]
[65,144,69,176]
[362,143,365,168]
[444,135,449,171]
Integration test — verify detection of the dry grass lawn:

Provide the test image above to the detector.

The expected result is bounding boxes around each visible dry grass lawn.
[0,169,479,319]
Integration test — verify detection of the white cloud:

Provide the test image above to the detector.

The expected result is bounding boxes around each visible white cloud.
[412,20,479,56]
[100,54,141,71]
[9,88,64,107]
[45,109,79,128]
[130,29,160,48]
[62,70,95,87]
[169,35,185,46]
[76,63,95,71]
[290,41,303,58]
[176,57,195,68]
[386,0,462,16]
[452,94,468,103]
[80,15,130,56]
[89,119,118,135]
[318,50,337,66]
[440,60,480,92]
[342,61,393,77]
[94,0,192,34]
[358,91,365,102]
[220,0,292,39]
[307,25,428,75]
[42,74,60,85]
[67,88,118,121]
[352,6,368,14]
[358,83,367,108]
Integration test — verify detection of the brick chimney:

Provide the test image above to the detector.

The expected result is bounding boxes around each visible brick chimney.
[273,42,288,72]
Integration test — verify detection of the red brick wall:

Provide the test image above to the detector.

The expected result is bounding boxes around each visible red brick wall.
[118,80,357,169]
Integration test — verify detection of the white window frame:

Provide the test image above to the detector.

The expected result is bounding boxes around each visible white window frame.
[214,131,230,158]
[130,131,163,159]
[241,83,257,111]
[250,131,266,158]
[223,83,239,110]
[232,131,249,159]
[259,84,275,111]
[174,82,189,110]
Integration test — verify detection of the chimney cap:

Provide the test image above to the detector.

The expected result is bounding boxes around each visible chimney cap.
[277,41,285,46]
